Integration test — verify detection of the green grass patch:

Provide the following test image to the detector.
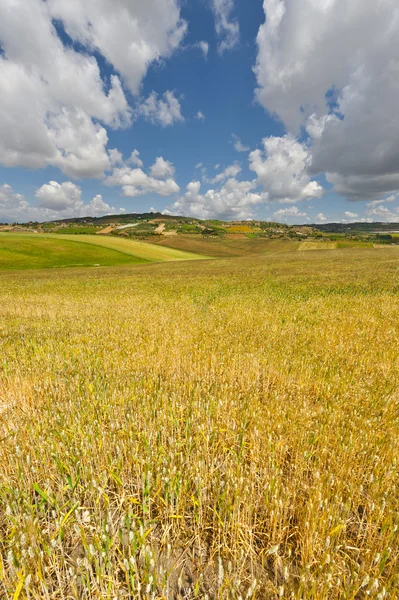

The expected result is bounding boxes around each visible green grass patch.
[0,233,207,271]
[0,234,149,270]
[54,226,102,235]
[336,240,374,249]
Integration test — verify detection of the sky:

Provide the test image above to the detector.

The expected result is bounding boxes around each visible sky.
[1,0,399,224]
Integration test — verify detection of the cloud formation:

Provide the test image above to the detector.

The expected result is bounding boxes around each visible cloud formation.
[211,0,240,54]
[255,0,399,200]
[232,134,250,153]
[166,178,267,220]
[0,0,186,178]
[0,182,123,222]
[105,155,180,198]
[249,135,324,203]
[135,92,184,128]
[273,206,307,221]
[206,163,242,184]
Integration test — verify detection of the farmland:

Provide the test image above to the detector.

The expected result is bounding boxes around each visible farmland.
[0,234,207,271]
[1,244,399,598]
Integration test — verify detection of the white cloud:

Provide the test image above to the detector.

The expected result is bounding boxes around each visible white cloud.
[166,178,267,220]
[0,184,30,221]
[196,111,206,121]
[108,149,124,167]
[365,204,399,222]
[136,91,184,127]
[198,41,209,58]
[0,0,186,178]
[128,150,144,168]
[150,157,176,179]
[105,154,180,198]
[344,211,359,219]
[273,206,307,221]
[36,181,82,211]
[0,182,123,222]
[206,163,242,184]
[47,0,187,95]
[366,195,397,208]
[249,135,324,203]
[195,162,203,169]
[315,212,327,222]
[232,134,249,153]
[254,0,399,200]
[211,0,240,54]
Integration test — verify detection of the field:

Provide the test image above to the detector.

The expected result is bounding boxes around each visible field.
[1,246,399,598]
[151,235,300,257]
[0,234,206,270]
[299,241,338,251]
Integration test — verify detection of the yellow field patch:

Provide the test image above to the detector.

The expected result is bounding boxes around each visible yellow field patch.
[226,225,256,233]
[1,249,399,596]
[299,241,337,250]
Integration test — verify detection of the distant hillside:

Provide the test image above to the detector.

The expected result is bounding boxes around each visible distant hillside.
[309,222,399,233]
[3,213,399,246]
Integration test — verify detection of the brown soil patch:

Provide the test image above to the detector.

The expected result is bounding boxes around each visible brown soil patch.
[155,223,166,234]
[96,226,115,235]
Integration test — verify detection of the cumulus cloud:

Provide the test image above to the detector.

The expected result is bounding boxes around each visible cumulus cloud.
[315,213,327,222]
[128,150,144,168]
[0,182,123,222]
[273,206,307,221]
[196,111,206,121]
[36,181,82,211]
[0,0,186,178]
[166,178,267,220]
[365,204,399,222]
[366,195,397,209]
[249,135,324,203]
[254,0,399,200]
[108,149,124,167]
[47,0,187,95]
[211,0,240,54]
[344,211,359,219]
[206,163,242,184]
[135,91,184,127]
[150,157,176,179]
[105,154,179,198]
[232,134,249,153]
[0,184,30,221]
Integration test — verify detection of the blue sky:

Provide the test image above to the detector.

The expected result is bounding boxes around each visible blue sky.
[1,0,399,223]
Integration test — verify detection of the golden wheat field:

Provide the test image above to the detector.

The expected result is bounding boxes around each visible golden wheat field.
[1,248,399,599]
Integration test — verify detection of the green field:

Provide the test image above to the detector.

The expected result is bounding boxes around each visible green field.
[0,233,206,270]
[1,246,399,598]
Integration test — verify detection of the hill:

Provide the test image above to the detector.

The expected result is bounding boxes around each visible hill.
[0,233,207,271]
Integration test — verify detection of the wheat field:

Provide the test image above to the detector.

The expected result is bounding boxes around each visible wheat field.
[1,248,399,599]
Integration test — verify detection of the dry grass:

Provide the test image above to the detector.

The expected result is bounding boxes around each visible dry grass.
[1,248,399,598]
[150,235,299,258]
[299,242,338,251]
